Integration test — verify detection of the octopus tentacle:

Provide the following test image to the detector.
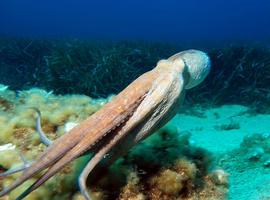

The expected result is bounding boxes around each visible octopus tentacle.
[15,94,146,199]
[0,108,49,177]
[16,70,181,199]
[0,70,158,198]
[33,108,52,146]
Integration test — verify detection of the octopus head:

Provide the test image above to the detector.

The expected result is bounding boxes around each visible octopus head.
[168,50,211,89]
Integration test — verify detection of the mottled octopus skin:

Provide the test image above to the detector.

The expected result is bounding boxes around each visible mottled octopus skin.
[0,52,204,199]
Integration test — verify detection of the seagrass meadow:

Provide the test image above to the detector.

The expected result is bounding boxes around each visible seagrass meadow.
[0,38,270,200]
[0,38,270,109]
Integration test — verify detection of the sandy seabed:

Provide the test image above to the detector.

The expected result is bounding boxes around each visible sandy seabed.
[173,104,270,200]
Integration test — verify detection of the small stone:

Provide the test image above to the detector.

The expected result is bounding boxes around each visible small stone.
[247,147,264,161]
[64,122,78,132]
[263,159,270,167]
[210,169,229,185]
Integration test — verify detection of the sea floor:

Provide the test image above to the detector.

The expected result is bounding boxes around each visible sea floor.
[0,85,269,199]
[171,104,270,200]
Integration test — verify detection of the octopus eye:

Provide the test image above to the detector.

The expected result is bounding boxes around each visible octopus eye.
[169,50,211,89]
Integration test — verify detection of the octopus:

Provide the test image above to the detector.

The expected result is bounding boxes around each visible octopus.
[0,50,210,199]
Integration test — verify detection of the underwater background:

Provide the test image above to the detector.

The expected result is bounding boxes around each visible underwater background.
[0,0,270,200]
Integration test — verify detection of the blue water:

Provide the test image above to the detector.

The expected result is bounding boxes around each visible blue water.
[0,1,270,200]
[0,0,270,44]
